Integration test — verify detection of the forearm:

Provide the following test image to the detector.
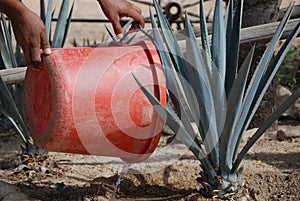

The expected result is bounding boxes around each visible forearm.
[0,0,27,19]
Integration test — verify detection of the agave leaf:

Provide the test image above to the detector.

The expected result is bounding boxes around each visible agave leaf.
[219,46,255,172]
[148,9,182,116]
[153,0,189,81]
[1,15,17,68]
[186,11,225,167]
[199,0,212,73]
[133,73,215,175]
[148,9,166,70]
[151,7,200,138]
[211,0,226,84]
[122,18,134,33]
[183,13,213,122]
[184,14,205,129]
[45,0,53,40]
[119,19,136,44]
[15,43,21,66]
[0,55,4,69]
[231,20,300,161]
[232,88,300,173]
[62,1,74,47]
[1,15,26,119]
[52,0,70,48]
[225,0,243,96]
[144,12,206,156]
[233,4,294,152]
[151,14,198,134]
[151,6,220,168]
[0,108,26,143]
[121,33,136,44]
[48,8,56,43]
[8,21,11,39]
[225,0,233,47]
[105,25,118,41]
[185,14,220,168]
[250,20,300,120]
[40,0,46,23]
[0,76,30,140]
[0,17,13,69]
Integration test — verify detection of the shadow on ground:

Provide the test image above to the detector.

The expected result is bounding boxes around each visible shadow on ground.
[246,151,300,170]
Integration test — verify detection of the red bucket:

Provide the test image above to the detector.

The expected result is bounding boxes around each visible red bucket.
[24,41,166,163]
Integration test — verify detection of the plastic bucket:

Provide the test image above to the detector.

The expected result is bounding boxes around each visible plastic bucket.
[24,40,166,163]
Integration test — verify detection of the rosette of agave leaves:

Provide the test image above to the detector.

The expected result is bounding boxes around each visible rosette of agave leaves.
[134,0,300,198]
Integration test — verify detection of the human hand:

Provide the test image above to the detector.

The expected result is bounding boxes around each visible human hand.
[97,0,144,38]
[10,5,51,69]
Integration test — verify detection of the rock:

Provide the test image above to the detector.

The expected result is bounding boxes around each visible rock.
[276,125,300,139]
[277,85,292,101]
[276,130,289,141]
[276,85,300,120]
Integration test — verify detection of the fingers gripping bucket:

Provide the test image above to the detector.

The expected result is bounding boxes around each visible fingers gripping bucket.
[24,41,166,163]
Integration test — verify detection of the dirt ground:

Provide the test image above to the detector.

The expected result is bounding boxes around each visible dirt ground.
[0,115,299,201]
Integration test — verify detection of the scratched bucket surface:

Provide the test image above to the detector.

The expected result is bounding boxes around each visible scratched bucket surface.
[24,40,166,163]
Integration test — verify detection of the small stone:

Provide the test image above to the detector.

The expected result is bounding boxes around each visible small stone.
[277,130,288,141]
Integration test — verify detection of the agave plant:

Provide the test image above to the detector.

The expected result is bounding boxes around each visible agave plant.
[134,0,300,198]
[0,0,74,154]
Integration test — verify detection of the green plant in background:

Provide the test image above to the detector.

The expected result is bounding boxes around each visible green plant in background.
[277,45,300,90]
[105,18,141,45]
[72,19,137,47]
[135,0,300,198]
[0,0,74,154]
[40,0,74,48]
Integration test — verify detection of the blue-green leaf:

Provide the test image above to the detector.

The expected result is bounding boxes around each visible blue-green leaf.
[1,15,17,68]
[105,25,118,41]
[133,73,215,175]
[0,16,13,69]
[232,19,300,161]
[148,9,182,116]
[225,0,233,47]
[121,33,136,44]
[211,0,226,84]
[219,46,255,172]
[153,0,189,81]
[199,0,212,73]
[225,0,244,96]
[52,0,70,48]
[0,76,30,141]
[45,0,53,40]
[40,0,46,23]
[251,21,300,122]
[232,88,300,173]
[185,13,220,168]
[184,14,205,128]
[122,18,134,33]
[62,1,74,47]
[152,5,199,137]
[15,43,21,66]
[235,4,294,144]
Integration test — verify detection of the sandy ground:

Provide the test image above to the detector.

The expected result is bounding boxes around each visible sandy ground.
[0,120,299,200]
